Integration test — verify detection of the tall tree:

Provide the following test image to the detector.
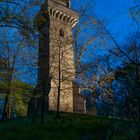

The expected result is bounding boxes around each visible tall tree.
[0,28,37,120]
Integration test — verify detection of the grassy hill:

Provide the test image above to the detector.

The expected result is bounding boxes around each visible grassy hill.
[0,113,137,140]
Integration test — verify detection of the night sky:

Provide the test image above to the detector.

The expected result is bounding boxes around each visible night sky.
[71,0,139,63]
[73,0,138,43]
[95,0,137,43]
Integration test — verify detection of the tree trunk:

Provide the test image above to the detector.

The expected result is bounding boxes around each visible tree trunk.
[40,77,51,123]
[41,90,45,123]
[56,40,61,118]
[8,96,12,119]
[137,100,140,140]
[93,92,96,116]
[32,94,38,122]
[1,95,8,121]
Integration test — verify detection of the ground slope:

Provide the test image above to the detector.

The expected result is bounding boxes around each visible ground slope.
[0,113,137,140]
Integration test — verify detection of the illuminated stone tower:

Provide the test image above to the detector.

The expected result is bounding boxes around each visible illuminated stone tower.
[36,0,79,113]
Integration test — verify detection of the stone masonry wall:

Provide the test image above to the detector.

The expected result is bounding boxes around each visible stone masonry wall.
[49,17,75,112]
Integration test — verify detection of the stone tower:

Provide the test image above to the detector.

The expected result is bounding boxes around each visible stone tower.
[35,0,79,113]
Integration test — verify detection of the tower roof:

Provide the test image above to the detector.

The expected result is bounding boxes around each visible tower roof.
[51,0,70,8]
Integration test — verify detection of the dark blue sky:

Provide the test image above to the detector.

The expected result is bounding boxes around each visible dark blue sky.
[95,0,137,43]
[72,0,138,56]
[72,0,139,65]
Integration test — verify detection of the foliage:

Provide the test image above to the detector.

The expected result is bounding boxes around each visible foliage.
[0,80,33,117]
[114,63,140,119]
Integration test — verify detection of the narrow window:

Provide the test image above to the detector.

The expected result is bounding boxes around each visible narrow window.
[59,28,64,38]
[66,1,70,8]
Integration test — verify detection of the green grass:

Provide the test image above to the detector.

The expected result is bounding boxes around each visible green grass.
[0,113,137,140]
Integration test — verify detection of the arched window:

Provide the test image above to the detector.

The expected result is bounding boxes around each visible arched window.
[66,1,70,8]
[59,28,64,38]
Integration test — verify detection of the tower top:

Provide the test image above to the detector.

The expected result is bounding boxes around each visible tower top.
[52,0,70,8]
[35,0,78,30]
